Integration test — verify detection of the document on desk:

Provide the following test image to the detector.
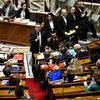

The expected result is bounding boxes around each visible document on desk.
[0,17,3,21]
[20,19,30,24]
[27,21,36,26]
[14,18,30,24]
[14,18,23,22]
[65,30,76,36]
[37,53,44,59]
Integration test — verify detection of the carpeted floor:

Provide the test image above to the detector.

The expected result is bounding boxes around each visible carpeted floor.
[26,78,45,100]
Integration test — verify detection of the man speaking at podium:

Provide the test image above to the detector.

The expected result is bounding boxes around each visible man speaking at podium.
[29,22,48,63]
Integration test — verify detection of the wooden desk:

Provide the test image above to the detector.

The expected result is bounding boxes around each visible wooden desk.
[55,91,100,100]
[78,56,91,65]
[52,85,85,94]
[86,40,100,54]
[56,96,100,100]
[0,79,26,86]
[0,86,28,95]
[0,21,33,45]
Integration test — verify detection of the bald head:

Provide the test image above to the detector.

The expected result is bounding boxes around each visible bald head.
[74,44,81,52]
[61,9,67,17]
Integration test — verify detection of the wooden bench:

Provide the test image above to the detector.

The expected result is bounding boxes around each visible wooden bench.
[54,90,100,100]
[0,86,29,96]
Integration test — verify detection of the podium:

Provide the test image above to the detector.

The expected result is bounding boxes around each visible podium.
[86,40,100,62]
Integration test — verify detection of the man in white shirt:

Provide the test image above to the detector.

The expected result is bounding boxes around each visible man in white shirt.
[57,9,70,48]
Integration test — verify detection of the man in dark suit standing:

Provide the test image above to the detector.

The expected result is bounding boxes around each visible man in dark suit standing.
[1,0,15,18]
[67,6,78,44]
[57,9,69,37]
[29,22,48,63]
[57,8,78,48]
[57,9,70,47]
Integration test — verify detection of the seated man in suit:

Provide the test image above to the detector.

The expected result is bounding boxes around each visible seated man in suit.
[16,2,30,19]
[74,44,88,58]
[58,45,72,66]
[1,0,15,18]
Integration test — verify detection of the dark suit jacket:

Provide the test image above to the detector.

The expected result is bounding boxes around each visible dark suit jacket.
[75,51,88,58]
[57,15,70,36]
[75,7,82,25]
[16,8,30,19]
[29,30,48,53]
[44,19,58,36]
[1,5,15,18]
[58,54,72,66]
[67,13,77,30]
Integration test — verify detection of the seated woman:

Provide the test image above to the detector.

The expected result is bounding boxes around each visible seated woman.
[85,59,100,92]
[16,2,30,19]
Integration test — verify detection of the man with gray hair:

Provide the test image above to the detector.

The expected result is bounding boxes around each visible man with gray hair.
[73,43,88,58]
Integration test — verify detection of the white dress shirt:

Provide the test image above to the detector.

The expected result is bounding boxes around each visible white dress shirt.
[5,5,10,17]
[20,10,25,18]
[63,16,67,25]
[49,20,54,31]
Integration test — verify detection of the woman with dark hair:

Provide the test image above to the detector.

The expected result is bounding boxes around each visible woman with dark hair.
[16,2,30,19]
[44,13,58,50]
[44,13,57,34]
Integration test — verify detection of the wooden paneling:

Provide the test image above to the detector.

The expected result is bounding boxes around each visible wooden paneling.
[0,21,33,45]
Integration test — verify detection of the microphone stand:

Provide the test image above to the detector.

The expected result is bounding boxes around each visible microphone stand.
[38,32,41,54]
[63,76,66,100]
